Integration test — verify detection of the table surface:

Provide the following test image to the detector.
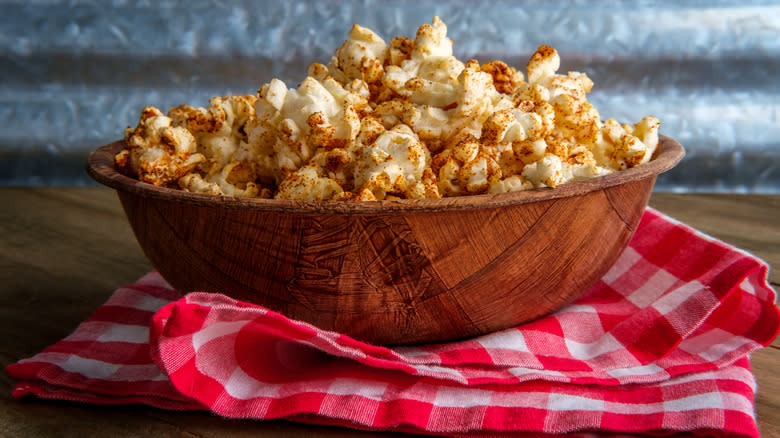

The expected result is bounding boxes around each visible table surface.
[1,187,777,437]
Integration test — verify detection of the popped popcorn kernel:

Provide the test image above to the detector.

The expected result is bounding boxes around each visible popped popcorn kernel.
[120,106,205,187]
[481,60,524,95]
[275,163,345,201]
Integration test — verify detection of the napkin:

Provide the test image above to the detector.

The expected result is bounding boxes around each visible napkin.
[7,208,779,437]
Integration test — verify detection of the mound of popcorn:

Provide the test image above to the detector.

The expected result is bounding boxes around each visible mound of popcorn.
[116,17,660,201]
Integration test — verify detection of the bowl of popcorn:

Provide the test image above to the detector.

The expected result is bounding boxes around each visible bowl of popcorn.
[88,17,684,345]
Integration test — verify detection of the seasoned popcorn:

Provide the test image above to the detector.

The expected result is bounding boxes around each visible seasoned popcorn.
[117,17,660,201]
[117,106,205,187]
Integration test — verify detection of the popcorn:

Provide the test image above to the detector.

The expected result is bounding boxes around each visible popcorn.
[352,124,433,200]
[178,160,263,198]
[168,96,256,175]
[117,106,205,187]
[327,24,388,88]
[165,95,259,195]
[275,164,344,201]
[247,76,367,182]
[594,116,660,170]
[522,153,567,188]
[481,60,523,95]
[489,175,533,194]
[433,136,502,196]
[117,16,660,200]
[383,16,465,107]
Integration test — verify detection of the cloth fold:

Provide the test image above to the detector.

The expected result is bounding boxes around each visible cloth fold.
[7,208,779,437]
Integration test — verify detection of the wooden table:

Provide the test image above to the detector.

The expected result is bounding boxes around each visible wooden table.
[1,188,777,437]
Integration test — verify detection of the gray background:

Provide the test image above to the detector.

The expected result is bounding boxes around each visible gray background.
[2,0,778,192]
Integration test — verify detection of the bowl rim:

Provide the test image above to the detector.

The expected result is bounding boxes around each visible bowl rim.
[86,136,684,215]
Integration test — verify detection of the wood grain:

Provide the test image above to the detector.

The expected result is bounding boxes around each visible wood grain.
[118,181,653,345]
[86,137,683,345]
[0,188,777,437]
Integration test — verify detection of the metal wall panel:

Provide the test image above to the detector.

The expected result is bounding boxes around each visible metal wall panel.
[2,0,778,192]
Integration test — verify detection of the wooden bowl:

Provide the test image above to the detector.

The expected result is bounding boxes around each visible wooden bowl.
[87,136,684,345]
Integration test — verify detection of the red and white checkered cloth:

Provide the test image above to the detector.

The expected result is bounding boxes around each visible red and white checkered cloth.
[7,208,779,437]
